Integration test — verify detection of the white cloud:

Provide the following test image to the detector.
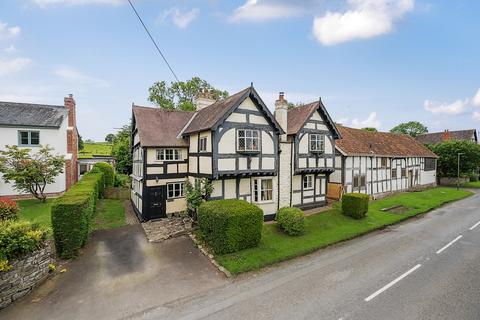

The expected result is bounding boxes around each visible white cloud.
[0,21,21,39]
[312,0,414,46]
[32,0,122,6]
[338,112,381,128]
[53,66,110,87]
[473,111,480,122]
[158,8,200,29]
[473,88,480,107]
[0,57,32,76]
[4,45,16,53]
[423,99,469,115]
[230,0,304,22]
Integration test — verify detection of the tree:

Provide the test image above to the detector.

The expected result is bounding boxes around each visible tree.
[148,77,229,111]
[362,127,378,132]
[105,134,115,143]
[428,140,480,177]
[287,102,304,109]
[78,134,84,151]
[390,121,428,137]
[85,139,95,144]
[184,178,213,220]
[0,145,65,202]
[112,124,132,174]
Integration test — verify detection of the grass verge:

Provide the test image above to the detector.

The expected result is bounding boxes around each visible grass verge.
[461,181,480,188]
[216,187,472,275]
[94,199,127,230]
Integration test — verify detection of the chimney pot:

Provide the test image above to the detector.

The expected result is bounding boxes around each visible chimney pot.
[279,92,284,101]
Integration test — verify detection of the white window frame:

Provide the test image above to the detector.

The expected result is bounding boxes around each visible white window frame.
[237,129,260,152]
[18,130,40,147]
[199,137,208,152]
[303,175,314,189]
[253,178,273,203]
[156,148,181,161]
[309,133,325,153]
[167,182,184,199]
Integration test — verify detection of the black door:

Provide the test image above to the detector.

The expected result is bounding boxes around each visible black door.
[146,186,166,220]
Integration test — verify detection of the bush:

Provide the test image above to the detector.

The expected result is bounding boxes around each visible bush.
[114,173,131,188]
[197,199,263,254]
[92,162,114,187]
[51,170,104,258]
[276,207,305,236]
[0,198,18,221]
[469,173,479,182]
[0,220,47,270]
[342,193,369,219]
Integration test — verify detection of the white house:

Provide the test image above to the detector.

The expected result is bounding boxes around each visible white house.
[0,95,79,198]
[329,125,438,198]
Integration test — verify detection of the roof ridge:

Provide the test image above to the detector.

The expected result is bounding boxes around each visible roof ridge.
[132,105,195,113]
[0,101,65,108]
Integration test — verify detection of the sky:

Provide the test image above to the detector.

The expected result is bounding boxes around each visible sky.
[0,0,479,141]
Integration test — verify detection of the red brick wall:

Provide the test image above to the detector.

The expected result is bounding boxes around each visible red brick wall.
[64,94,78,190]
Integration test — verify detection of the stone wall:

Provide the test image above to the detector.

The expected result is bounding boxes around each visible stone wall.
[0,242,54,309]
[439,177,469,186]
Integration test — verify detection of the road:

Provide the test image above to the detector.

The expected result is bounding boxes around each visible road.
[135,191,480,320]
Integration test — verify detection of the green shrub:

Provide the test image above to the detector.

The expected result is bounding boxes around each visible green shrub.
[114,173,131,188]
[51,171,104,258]
[92,162,115,187]
[197,199,263,254]
[469,173,479,182]
[0,198,19,221]
[276,207,305,236]
[0,220,47,270]
[342,193,369,219]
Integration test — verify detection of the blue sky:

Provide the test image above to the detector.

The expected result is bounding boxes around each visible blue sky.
[0,0,479,140]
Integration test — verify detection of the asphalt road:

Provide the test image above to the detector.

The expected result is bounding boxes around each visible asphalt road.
[136,191,480,320]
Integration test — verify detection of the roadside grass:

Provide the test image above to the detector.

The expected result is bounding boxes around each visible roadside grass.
[79,142,113,159]
[94,199,126,230]
[17,199,54,229]
[216,187,472,275]
[461,181,480,188]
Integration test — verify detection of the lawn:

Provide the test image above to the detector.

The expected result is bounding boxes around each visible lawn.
[461,181,480,188]
[79,142,113,159]
[94,199,127,230]
[216,187,472,275]
[17,199,54,229]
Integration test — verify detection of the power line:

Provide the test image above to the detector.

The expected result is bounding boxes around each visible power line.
[127,0,180,82]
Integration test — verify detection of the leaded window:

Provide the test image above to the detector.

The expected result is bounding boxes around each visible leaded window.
[167,182,184,199]
[309,134,324,152]
[237,129,260,152]
[303,175,313,189]
[156,148,181,161]
[424,158,436,171]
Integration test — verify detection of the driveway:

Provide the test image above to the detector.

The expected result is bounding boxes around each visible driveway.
[0,224,226,320]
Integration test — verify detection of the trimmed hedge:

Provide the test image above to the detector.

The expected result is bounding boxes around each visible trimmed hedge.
[276,207,305,236]
[342,193,369,219]
[51,170,104,258]
[198,199,263,254]
[92,162,114,187]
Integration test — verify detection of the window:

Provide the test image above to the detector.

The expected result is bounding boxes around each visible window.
[309,134,325,152]
[424,158,436,171]
[353,174,366,188]
[303,175,313,189]
[156,148,181,161]
[392,168,397,179]
[381,158,388,168]
[167,182,184,199]
[18,131,40,146]
[199,137,208,152]
[253,178,273,202]
[237,129,260,152]
[401,168,406,178]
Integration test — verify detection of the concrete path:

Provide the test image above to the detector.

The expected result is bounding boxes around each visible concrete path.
[136,192,480,320]
[0,225,226,320]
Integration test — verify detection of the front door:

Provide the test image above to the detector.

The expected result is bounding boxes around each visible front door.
[408,170,413,188]
[146,186,166,220]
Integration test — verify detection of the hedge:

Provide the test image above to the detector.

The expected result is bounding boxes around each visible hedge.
[0,198,18,221]
[276,207,305,236]
[342,193,369,219]
[197,199,263,254]
[92,162,114,187]
[51,170,104,258]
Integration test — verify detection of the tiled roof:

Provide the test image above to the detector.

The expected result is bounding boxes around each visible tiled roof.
[415,129,477,145]
[286,100,341,138]
[0,101,66,128]
[132,106,194,147]
[336,125,438,158]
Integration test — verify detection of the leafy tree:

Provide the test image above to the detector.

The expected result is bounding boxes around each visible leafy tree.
[105,134,115,143]
[85,139,95,143]
[390,121,428,137]
[428,140,480,177]
[287,102,305,109]
[78,134,84,151]
[362,127,378,132]
[112,124,132,174]
[148,77,229,111]
[0,145,65,202]
[184,178,213,220]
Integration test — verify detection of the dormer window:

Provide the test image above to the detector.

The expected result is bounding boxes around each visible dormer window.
[309,133,324,153]
[156,148,181,161]
[237,129,260,152]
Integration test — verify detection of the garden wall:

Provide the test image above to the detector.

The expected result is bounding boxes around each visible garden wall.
[104,187,130,200]
[0,242,54,309]
[439,177,469,185]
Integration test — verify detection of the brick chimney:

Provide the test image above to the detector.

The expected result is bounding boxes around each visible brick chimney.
[64,94,78,190]
[442,129,451,141]
[274,92,288,141]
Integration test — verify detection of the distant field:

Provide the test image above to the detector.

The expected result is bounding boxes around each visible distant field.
[79,142,113,159]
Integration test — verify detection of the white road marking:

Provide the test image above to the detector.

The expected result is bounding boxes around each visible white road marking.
[469,221,480,231]
[436,235,463,254]
[364,264,422,302]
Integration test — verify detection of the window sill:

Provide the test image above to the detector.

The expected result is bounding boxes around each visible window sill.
[253,200,275,205]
